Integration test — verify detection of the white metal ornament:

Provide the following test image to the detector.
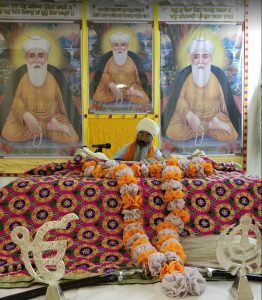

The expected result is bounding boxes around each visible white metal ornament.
[216,214,261,300]
[11,213,79,300]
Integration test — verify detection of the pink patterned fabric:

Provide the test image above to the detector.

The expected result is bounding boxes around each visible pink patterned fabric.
[0,155,261,284]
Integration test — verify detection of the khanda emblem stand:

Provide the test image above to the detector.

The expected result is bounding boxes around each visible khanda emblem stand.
[216,214,261,300]
[11,213,79,300]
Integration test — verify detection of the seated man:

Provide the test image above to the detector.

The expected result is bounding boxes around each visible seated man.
[0,35,81,145]
[91,32,151,104]
[113,117,162,161]
[161,37,241,143]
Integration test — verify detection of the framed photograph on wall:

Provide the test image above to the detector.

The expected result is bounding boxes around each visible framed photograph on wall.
[160,23,243,156]
[88,22,154,114]
[0,22,82,157]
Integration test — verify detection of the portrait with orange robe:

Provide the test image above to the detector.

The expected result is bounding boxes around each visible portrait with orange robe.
[88,23,153,114]
[0,23,82,157]
[160,24,243,155]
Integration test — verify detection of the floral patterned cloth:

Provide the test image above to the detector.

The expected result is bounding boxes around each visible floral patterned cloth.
[0,155,261,286]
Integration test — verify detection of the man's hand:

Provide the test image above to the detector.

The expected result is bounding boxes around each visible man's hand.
[109,82,123,99]
[126,86,144,98]
[208,117,231,134]
[23,112,41,134]
[47,118,71,135]
[186,111,204,133]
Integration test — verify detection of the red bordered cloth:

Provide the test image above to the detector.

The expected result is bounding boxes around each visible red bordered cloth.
[0,155,261,286]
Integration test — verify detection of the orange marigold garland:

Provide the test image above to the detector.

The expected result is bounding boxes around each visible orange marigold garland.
[82,156,213,297]
[147,163,206,297]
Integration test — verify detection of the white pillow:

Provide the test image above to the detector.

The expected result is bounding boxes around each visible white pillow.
[75,147,109,161]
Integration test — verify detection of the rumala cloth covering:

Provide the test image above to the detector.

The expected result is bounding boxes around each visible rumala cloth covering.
[0,155,261,287]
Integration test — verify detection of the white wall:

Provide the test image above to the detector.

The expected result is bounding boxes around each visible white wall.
[247,0,262,176]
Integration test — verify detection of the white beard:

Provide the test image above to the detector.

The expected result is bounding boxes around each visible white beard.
[113,49,128,66]
[192,63,211,87]
[27,62,48,87]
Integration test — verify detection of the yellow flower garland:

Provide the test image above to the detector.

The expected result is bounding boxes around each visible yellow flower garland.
[83,157,213,297]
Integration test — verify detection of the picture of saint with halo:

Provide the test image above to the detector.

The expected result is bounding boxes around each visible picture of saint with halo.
[88,23,153,114]
[160,24,243,155]
[0,23,82,157]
